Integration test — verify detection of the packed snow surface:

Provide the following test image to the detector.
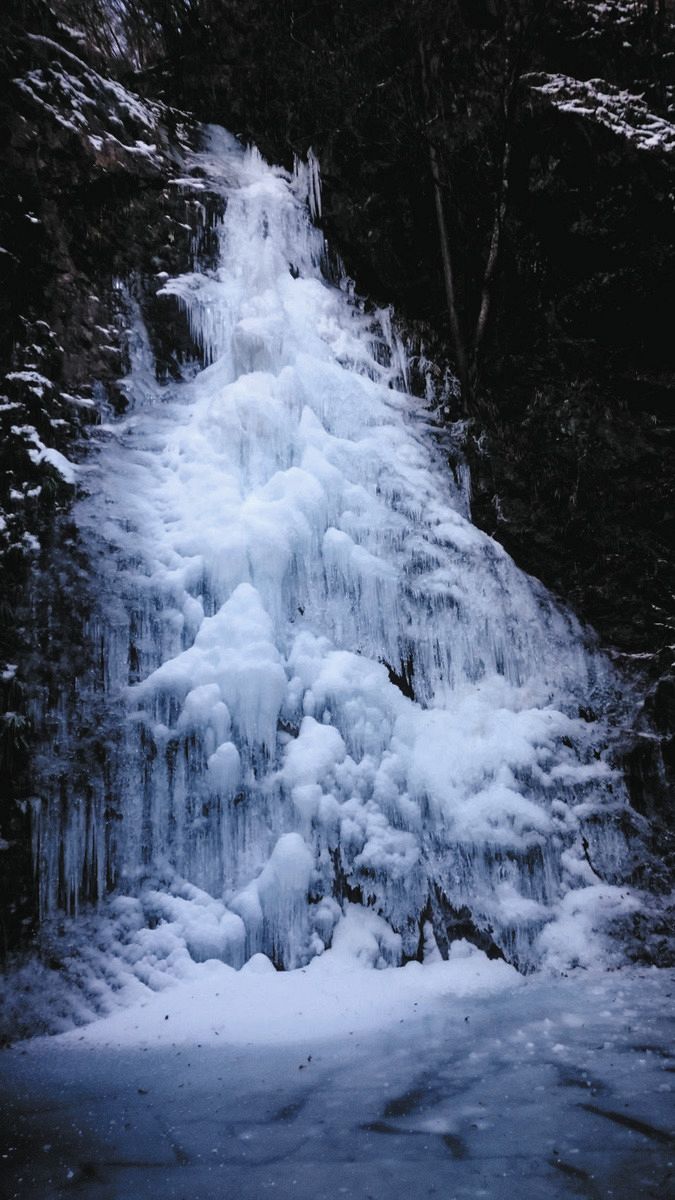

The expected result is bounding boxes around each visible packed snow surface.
[29,125,642,1003]
[1,964,673,1198]
[30,939,521,1050]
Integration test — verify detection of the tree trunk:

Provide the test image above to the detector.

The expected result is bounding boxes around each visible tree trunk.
[418,40,470,410]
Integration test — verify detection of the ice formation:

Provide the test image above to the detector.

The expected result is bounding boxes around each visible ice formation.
[31,126,640,977]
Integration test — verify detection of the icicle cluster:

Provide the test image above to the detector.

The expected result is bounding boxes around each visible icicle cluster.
[32,126,639,973]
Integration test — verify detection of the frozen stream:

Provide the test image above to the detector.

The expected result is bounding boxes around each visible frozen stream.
[1,966,673,1199]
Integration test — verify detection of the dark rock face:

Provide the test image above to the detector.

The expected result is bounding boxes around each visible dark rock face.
[0,15,222,952]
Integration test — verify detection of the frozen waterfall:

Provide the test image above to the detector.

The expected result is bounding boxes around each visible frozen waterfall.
[31,127,641,978]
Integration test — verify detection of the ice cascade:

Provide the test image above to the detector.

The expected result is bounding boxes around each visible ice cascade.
[32,128,639,973]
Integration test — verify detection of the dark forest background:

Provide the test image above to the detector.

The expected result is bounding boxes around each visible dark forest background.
[1,1,673,948]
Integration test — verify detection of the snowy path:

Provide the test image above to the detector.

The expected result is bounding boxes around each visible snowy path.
[1,968,673,1199]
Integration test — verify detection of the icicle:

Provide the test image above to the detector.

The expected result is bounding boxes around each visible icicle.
[293,147,322,223]
[306,147,322,221]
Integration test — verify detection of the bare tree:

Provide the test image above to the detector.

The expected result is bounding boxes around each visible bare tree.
[414,0,542,413]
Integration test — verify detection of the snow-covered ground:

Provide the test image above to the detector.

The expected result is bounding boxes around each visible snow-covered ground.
[1,960,673,1199]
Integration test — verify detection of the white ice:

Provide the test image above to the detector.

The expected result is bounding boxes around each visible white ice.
[29,124,644,1000]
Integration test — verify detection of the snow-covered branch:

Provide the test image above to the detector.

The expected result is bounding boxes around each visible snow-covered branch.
[527,73,675,155]
[563,0,649,39]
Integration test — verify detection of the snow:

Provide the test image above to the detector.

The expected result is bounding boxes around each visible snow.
[11,424,77,484]
[529,73,675,155]
[564,0,645,38]
[33,936,516,1051]
[13,35,168,172]
[6,370,51,396]
[538,884,641,972]
[60,391,96,409]
[1,964,673,1199]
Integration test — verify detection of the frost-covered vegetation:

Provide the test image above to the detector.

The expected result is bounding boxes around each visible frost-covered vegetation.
[528,72,675,153]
